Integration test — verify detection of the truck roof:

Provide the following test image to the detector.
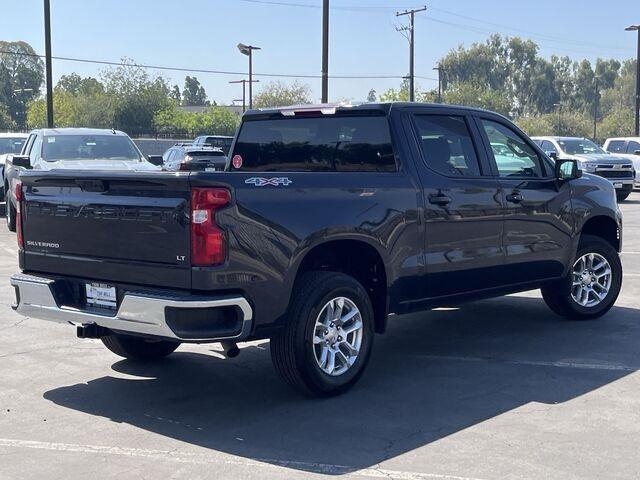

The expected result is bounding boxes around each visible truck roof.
[243,102,505,118]
[28,127,130,137]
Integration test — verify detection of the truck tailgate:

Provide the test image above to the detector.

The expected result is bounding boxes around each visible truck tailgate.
[20,171,192,289]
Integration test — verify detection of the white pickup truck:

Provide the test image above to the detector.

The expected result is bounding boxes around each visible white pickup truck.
[4,128,161,231]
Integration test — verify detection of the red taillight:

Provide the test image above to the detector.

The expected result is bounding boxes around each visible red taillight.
[15,181,23,249]
[191,188,230,266]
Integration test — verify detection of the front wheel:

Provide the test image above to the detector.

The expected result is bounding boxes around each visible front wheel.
[616,191,631,202]
[270,271,375,397]
[542,234,622,320]
[101,333,180,361]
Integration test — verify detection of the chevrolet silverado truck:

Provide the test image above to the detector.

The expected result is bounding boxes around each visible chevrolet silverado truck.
[10,103,623,397]
[532,136,635,201]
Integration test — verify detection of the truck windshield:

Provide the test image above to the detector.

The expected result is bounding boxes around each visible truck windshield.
[232,114,396,172]
[41,135,142,161]
[0,137,26,155]
[559,139,606,155]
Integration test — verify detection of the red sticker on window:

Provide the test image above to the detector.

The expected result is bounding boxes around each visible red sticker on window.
[232,155,243,169]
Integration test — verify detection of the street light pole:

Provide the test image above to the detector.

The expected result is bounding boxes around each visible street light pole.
[229,79,259,113]
[321,0,329,103]
[396,6,426,102]
[43,0,54,127]
[237,44,261,110]
[433,65,444,103]
[554,103,562,136]
[626,25,640,136]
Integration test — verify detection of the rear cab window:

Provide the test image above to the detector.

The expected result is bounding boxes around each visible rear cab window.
[231,113,397,172]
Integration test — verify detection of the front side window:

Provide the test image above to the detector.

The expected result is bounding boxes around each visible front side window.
[541,140,558,154]
[232,114,397,172]
[413,115,481,177]
[41,135,142,162]
[606,140,626,153]
[627,141,640,154]
[481,119,543,178]
[29,135,43,164]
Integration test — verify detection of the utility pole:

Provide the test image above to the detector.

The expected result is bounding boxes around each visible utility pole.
[396,6,427,102]
[626,25,640,136]
[593,78,599,140]
[433,64,444,103]
[229,79,259,113]
[43,0,54,127]
[321,0,329,103]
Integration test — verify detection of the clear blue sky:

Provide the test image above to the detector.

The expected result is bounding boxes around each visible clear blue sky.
[1,0,638,104]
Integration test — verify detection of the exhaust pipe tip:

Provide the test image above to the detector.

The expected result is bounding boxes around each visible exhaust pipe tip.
[221,341,240,358]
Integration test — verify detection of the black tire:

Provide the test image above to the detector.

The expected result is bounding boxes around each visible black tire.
[270,271,375,397]
[6,197,15,232]
[541,234,622,320]
[616,191,631,202]
[101,333,180,361]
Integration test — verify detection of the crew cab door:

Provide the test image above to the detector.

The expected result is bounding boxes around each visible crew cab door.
[406,110,505,297]
[474,116,574,282]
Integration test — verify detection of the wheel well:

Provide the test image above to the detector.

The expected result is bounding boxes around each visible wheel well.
[296,240,388,334]
[581,216,620,251]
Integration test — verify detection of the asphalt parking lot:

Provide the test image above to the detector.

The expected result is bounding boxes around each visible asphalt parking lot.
[1,194,640,480]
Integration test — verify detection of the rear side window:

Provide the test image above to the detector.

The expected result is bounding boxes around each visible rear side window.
[413,115,481,177]
[232,115,397,172]
[606,140,625,153]
[627,141,640,154]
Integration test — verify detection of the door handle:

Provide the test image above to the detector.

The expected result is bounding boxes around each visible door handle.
[506,192,523,204]
[428,193,452,206]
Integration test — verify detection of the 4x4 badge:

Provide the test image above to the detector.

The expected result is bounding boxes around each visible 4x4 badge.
[245,177,293,187]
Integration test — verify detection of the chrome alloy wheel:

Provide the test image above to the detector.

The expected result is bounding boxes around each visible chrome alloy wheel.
[571,253,612,308]
[312,297,363,376]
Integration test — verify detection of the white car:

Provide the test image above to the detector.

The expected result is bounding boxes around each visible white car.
[603,137,640,187]
[4,128,161,231]
[532,136,635,201]
[0,133,29,196]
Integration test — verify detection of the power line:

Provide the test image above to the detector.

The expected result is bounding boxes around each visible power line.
[0,49,422,80]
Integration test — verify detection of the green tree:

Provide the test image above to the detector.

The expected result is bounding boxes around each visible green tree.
[182,76,207,106]
[0,40,44,128]
[56,73,104,96]
[253,81,312,108]
[170,84,181,103]
[366,89,377,103]
[154,104,239,137]
[101,59,172,135]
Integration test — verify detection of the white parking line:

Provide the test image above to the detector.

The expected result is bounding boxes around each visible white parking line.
[0,438,487,480]
[411,355,638,372]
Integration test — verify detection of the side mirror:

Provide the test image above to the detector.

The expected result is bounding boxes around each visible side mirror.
[545,151,558,161]
[147,155,164,167]
[634,150,640,156]
[11,155,31,169]
[555,159,582,181]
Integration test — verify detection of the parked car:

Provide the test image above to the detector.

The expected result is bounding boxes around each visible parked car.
[532,136,635,201]
[193,135,234,154]
[11,103,623,397]
[602,137,640,187]
[4,128,159,231]
[161,143,227,171]
[0,133,28,197]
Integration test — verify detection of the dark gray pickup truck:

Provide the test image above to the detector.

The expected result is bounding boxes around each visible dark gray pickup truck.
[10,103,623,396]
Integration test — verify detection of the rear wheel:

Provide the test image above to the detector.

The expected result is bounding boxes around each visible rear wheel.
[542,234,622,320]
[270,271,374,397]
[6,196,15,232]
[101,333,180,361]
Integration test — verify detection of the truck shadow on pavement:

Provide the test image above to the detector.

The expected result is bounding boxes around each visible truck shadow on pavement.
[44,295,640,475]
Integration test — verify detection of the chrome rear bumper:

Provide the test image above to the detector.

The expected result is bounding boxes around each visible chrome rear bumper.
[10,273,253,342]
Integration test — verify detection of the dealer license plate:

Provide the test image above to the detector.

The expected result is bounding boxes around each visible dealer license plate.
[613,183,623,189]
[85,282,117,309]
